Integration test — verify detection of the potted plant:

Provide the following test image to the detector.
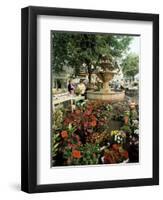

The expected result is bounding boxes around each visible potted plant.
[102,144,129,164]
[123,110,130,125]
[129,101,136,110]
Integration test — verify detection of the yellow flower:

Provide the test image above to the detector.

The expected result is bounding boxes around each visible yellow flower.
[111,130,119,136]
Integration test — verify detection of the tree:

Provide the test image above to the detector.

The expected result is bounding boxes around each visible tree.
[51,32,133,83]
[121,53,139,80]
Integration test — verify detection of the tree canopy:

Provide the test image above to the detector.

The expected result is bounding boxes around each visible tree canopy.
[121,53,139,79]
[51,32,133,82]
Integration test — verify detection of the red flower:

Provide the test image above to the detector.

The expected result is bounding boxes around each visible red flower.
[61,130,68,139]
[68,142,72,148]
[104,154,116,164]
[121,150,129,159]
[85,109,92,116]
[72,150,81,158]
[83,122,88,128]
[112,144,120,151]
[75,134,80,141]
[91,120,97,127]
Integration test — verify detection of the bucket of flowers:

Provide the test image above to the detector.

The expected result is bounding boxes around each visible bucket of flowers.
[102,144,129,164]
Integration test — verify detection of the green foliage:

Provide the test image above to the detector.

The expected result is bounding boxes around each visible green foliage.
[120,125,132,134]
[51,133,60,158]
[111,101,130,121]
[79,143,101,165]
[62,134,100,165]
[51,32,133,82]
[121,53,139,78]
[130,109,138,120]
[124,110,130,117]
[52,108,63,130]
[67,123,77,136]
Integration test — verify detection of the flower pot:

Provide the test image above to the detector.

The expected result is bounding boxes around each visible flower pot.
[124,116,129,125]
[129,102,136,110]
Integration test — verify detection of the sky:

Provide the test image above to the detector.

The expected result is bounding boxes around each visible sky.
[129,36,140,55]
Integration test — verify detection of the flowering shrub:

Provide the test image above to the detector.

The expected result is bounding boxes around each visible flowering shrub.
[131,119,139,131]
[64,105,97,132]
[103,144,129,164]
[86,131,111,146]
[61,130,100,165]
[61,130,82,165]
[111,101,130,121]
[120,125,132,134]
[79,143,100,165]
[60,130,68,139]
[51,132,61,163]
[72,150,81,158]
[64,101,113,136]
[52,108,63,130]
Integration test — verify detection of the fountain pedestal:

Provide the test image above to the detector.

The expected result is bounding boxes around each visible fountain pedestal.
[97,71,115,93]
[87,71,125,102]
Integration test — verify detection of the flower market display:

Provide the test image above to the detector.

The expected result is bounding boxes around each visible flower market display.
[52,100,139,166]
[51,31,140,167]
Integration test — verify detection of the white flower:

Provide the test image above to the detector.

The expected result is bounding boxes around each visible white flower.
[132,120,139,127]
[115,135,117,141]
[107,142,110,147]
[134,129,139,135]
[100,146,106,151]
[117,136,120,140]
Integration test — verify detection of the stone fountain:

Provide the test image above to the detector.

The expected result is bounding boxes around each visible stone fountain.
[87,55,125,102]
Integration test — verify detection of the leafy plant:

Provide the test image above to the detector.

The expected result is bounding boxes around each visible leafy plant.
[51,132,61,159]
[103,144,129,164]
[60,127,82,165]
[79,143,100,165]
[111,101,130,121]
[63,104,97,137]
[124,110,130,117]
[130,109,138,120]
[86,131,110,146]
[61,129,100,165]
[52,108,63,130]
[120,125,132,134]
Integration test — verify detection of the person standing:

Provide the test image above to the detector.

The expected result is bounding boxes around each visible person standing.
[76,79,86,96]
[68,79,75,94]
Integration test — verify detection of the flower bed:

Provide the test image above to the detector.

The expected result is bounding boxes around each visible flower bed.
[52,100,139,166]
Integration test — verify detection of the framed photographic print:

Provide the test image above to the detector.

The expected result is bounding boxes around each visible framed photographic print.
[21,6,159,193]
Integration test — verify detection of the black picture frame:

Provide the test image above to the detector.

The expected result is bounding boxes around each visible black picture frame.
[21,6,159,193]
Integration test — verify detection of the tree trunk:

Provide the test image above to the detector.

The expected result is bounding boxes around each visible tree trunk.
[87,65,92,84]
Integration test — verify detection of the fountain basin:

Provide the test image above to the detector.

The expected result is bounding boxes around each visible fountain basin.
[87,90,125,102]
